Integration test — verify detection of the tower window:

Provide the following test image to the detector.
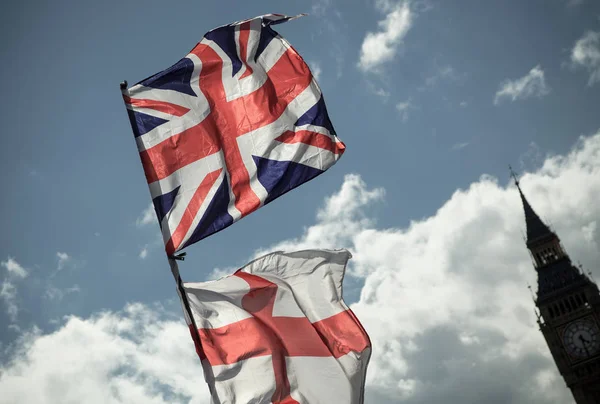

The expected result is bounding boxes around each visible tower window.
[548,306,555,318]
[559,302,566,315]
[564,299,572,312]
[532,242,566,267]
[569,296,577,310]
[575,295,582,306]
[582,293,588,304]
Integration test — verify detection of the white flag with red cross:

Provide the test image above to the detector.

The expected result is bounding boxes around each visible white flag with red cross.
[183,249,371,403]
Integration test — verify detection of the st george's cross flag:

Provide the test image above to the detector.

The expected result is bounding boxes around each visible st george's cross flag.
[122,14,345,255]
[183,249,371,403]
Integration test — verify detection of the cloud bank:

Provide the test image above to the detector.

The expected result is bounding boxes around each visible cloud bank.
[2,131,600,403]
[0,304,211,404]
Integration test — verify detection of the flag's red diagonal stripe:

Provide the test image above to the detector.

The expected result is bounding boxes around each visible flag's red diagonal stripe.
[238,22,253,79]
[123,95,190,117]
[138,43,226,184]
[165,168,222,255]
[140,116,222,184]
[276,130,346,156]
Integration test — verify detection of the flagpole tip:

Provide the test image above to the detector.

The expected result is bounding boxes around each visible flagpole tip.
[120,80,128,90]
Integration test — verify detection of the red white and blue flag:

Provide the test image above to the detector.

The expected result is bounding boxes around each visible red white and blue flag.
[122,14,345,255]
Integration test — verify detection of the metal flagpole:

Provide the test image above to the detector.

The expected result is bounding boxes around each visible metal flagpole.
[119,80,204,358]
[168,254,204,356]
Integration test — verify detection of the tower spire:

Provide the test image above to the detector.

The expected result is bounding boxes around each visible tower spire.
[509,165,554,244]
[511,165,600,404]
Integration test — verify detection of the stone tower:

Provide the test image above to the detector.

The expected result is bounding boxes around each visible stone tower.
[511,169,600,403]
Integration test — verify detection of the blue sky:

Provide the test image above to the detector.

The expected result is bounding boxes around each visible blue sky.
[1,1,600,403]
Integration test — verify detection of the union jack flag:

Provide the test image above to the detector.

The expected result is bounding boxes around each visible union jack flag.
[122,14,345,255]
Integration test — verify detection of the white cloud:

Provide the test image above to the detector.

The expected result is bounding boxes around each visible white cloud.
[44,284,81,301]
[451,142,470,151]
[136,204,156,227]
[582,220,597,244]
[254,173,385,256]
[519,141,544,172]
[311,0,332,17]
[459,101,468,108]
[309,0,345,79]
[374,87,391,99]
[137,234,165,260]
[67,285,81,294]
[423,65,459,88]
[308,60,322,81]
[56,252,70,271]
[1,280,18,321]
[365,80,391,100]
[358,1,413,72]
[333,48,344,79]
[208,266,237,280]
[494,65,550,105]
[1,257,28,322]
[1,257,28,279]
[0,304,211,404]
[570,31,600,86]
[396,99,414,122]
[2,131,600,403]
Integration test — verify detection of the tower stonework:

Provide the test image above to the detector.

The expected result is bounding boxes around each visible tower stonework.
[513,175,600,403]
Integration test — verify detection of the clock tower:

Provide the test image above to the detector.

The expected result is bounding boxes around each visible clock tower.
[511,169,600,403]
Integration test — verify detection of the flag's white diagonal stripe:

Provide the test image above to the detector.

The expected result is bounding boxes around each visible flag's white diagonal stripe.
[248,80,324,153]
[257,33,290,74]
[126,105,178,121]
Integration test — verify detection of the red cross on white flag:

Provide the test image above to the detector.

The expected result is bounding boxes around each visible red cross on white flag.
[183,249,371,403]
